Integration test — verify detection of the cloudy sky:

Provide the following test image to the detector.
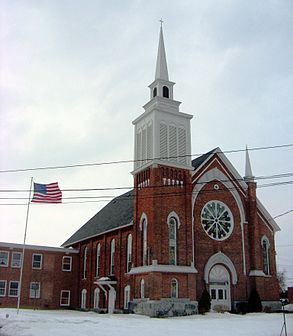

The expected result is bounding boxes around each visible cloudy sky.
[1,1,292,285]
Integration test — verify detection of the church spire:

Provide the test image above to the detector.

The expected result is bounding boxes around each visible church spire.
[155,22,169,81]
[244,145,254,182]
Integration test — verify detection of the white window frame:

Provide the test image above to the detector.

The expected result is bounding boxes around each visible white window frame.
[83,247,88,279]
[124,285,130,309]
[96,243,101,277]
[0,251,9,267]
[110,239,115,275]
[9,281,19,297]
[81,289,87,309]
[261,236,270,275]
[140,214,148,266]
[140,279,145,299]
[0,280,7,296]
[11,252,22,268]
[32,253,43,269]
[62,256,72,272]
[171,278,178,298]
[60,290,71,306]
[126,234,132,272]
[29,282,41,299]
[93,287,100,309]
[168,217,177,265]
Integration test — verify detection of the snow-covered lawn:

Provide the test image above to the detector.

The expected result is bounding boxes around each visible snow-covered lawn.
[0,308,292,336]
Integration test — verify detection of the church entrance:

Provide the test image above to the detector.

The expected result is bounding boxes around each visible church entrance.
[208,264,231,311]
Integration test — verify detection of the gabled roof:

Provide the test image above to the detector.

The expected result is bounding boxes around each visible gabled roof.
[62,190,134,247]
[62,149,280,247]
[192,147,280,232]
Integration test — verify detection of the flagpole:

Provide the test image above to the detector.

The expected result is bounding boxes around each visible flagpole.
[17,177,34,314]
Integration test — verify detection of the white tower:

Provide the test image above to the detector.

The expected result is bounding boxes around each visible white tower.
[132,25,193,173]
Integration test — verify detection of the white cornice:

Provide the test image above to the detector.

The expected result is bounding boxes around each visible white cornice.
[128,263,198,275]
[249,270,266,277]
[0,242,79,253]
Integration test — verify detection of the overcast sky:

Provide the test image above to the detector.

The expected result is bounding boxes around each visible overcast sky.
[1,1,292,286]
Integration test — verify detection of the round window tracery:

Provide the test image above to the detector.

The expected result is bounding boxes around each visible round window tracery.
[201,201,233,240]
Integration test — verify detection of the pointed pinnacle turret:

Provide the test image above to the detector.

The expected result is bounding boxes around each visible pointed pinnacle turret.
[244,145,254,182]
[155,24,169,81]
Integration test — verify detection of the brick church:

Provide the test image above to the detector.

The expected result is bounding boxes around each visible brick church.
[0,27,280,316]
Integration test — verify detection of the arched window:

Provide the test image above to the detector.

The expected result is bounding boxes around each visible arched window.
[140,216,148,266]
[110,239,115,275]
[171,278,178,298]
[81,289,87,309]
[83,247,88,279]
[168,217,177,265]
[140,279,145,299]
[96,243,101,277]
[163,86,169,98]
[261,237,270,275]
[126,234,132,272]
[153,87,157,97]
[93,287,100,309]
[124,285,130,309]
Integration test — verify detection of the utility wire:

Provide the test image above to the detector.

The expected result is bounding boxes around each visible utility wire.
[0,179,292,204]
[0,143,292,174]
[0,172,292,193]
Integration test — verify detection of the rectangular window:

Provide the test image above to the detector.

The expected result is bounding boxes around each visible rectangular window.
[218,289,224,300]
[30,282,41,299]
[32,254,42,269]
[0,251,9,267]
[62,256,72,271]
[9,281,19,297]
[11,252,22,268]
[0,280,7,296]
[211,289,216,300]
[60,290,70,306]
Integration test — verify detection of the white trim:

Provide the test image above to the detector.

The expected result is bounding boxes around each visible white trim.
[249,270,266,277]
[0,250,9,267]
[257,200,280,232]
[0,242,79,253]
[62,255,72,272]
[171,278,178,298]
[60,290,71,306]
[167,211,181,228]
[204,252,238,285]
[8,280,19,297]
[192,167,247,275]
[29,281,41,299]
[93,287,100,309]
[0,280,7,296]
[128,262,198,275]
[32,253,42,270]
[11,252,22,268]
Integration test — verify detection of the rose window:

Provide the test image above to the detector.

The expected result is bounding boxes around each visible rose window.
[201,201,233,240]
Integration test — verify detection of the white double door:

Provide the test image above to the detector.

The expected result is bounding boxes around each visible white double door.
[209,264,231,310]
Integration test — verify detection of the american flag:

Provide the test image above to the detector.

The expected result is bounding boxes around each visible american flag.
[31,182,62,203]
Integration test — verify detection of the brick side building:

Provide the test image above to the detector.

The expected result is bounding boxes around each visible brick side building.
[0,243,79,309]
[0,26,281,315]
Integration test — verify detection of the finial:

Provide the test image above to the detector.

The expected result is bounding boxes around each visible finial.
[244,145,254,182]
[159,18,163,28]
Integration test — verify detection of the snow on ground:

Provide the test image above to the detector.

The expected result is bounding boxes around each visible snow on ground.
[0,308,292,336]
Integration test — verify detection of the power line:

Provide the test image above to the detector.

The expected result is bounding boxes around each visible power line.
[0,172,292,193]
[0,143,292,174]
[273,210,293,219]
[0,180,292,205]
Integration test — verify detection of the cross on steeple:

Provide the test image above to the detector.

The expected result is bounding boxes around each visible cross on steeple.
[159,18,163,27]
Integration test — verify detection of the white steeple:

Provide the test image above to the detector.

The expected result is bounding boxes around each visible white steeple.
[132,24,193,174]
[155,25,169,81]
[244,145,254,182]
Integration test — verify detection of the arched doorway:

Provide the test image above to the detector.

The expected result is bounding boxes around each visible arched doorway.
[209,264,231,310]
